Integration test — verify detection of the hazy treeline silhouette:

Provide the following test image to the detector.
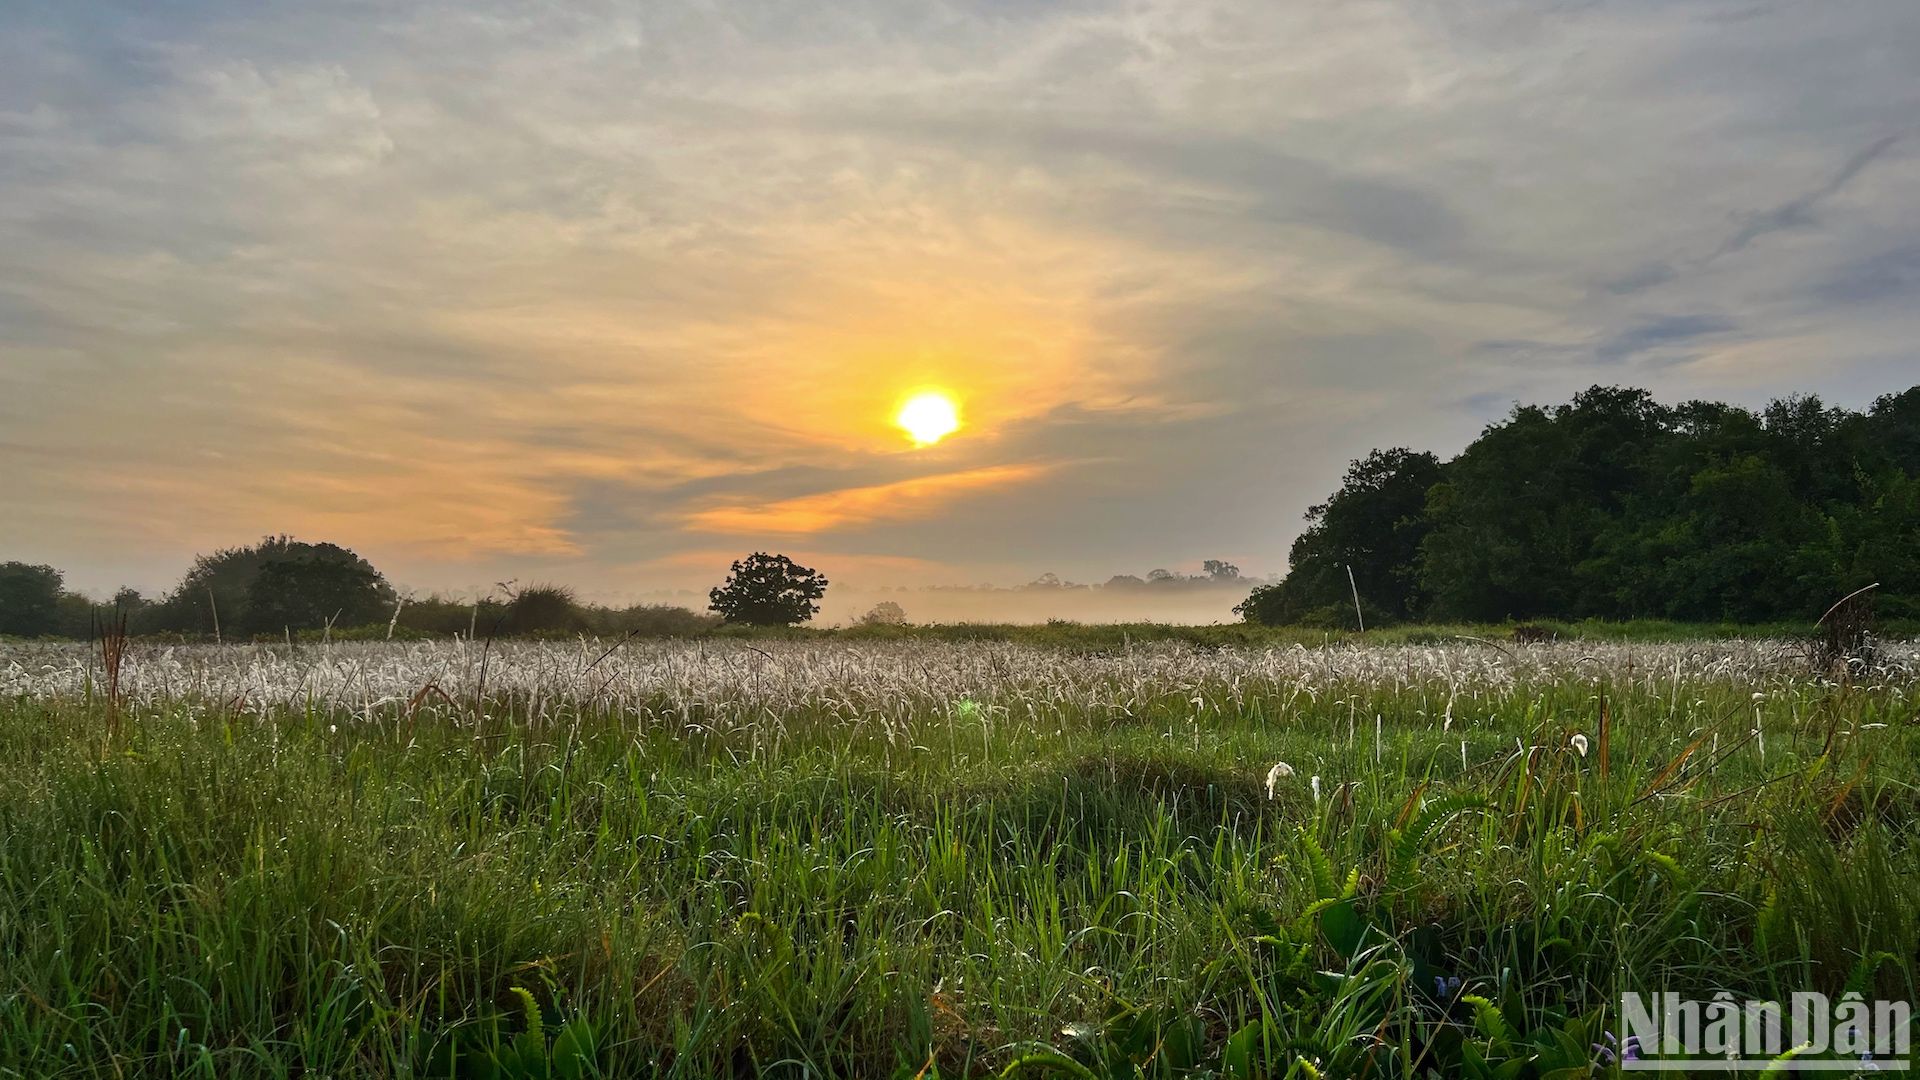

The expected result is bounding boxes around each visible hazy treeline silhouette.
[1242,384,1920,627]
[11,384,1915,638]
[1,540,1276,639]
[0,536,716,641]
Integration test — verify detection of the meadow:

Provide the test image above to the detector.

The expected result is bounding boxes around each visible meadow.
[1,635,1915,1078]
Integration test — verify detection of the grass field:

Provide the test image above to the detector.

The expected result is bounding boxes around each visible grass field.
[1,636,1915,1078]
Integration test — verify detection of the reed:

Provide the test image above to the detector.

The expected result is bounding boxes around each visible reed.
[0,637,1912,1077]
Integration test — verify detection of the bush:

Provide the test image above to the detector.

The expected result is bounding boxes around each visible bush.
[590,603,719,636]
[502,585,586,636]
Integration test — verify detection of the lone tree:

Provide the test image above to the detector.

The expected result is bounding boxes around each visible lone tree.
[709,553,829,626]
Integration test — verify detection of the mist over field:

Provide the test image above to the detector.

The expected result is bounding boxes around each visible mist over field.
[620,579,1259,627]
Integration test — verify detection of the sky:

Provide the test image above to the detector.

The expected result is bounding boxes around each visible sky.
[3,0,1918,612]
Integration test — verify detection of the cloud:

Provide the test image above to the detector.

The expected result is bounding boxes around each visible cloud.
[1594,314,1738,365]
[1711,136,1900,260]
[1817,244,1920,306]
[2,0,1918,599]
[683,464,1055,535]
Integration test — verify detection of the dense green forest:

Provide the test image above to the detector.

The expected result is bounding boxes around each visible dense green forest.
[1241,384,1920,626]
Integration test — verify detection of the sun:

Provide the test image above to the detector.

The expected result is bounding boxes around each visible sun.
[894,391,961,446]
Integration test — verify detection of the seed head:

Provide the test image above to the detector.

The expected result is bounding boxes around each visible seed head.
[1264,761,1294,799]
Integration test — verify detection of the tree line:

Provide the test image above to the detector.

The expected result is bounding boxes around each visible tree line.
[1239,384,1920,627]
[0,539,1260,640]
[0,536,715,641]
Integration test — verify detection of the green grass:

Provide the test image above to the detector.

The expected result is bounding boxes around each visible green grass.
[1,649,1915,1077]
[712,616,1920,649]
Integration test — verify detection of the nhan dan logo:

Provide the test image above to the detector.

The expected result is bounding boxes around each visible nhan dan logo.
[1618,991,1911,1071]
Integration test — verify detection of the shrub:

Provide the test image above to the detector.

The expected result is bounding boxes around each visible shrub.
[502,585,586,636]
